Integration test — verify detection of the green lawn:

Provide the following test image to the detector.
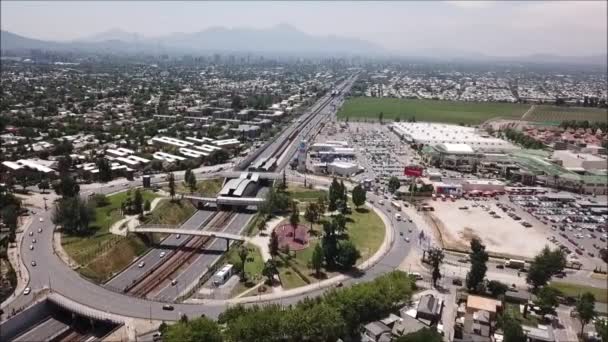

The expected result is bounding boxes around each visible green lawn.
[171,178,224,196]
[526,105,608,123]
[143,199,195,225]
[225,244,265,296]
[278,264,308,289]
[550,282,608,303]
[337,97,530,125]
[62,190,158,266]
[504,302,540,327]
[288,185,328,202]
[346,201,385,261]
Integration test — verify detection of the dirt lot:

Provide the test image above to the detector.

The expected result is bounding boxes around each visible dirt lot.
[427,199,549,259]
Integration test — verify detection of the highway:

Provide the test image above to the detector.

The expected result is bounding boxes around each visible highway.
[12,317,69,342]
[105,209,216,292]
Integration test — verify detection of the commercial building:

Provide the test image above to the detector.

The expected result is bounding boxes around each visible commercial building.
[392,122,517,153]
[551,150,608,172]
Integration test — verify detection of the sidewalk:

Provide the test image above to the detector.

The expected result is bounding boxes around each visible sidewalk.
[109,197,166,236]
[1,219,31,309]
[53,232,79,269]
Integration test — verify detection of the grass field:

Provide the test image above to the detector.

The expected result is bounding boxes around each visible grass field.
[226,244,265,296]
[504,302,540,327]
[338,97,530,125]
[143,199,195,225]
[62,190,158,283]
[171,178,224,196]
[550,282,608,303]
[526,105,608,123]
[288,185,328,202]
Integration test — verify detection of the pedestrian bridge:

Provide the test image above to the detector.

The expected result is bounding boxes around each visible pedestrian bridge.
[128,225,248,242]
[181,194,265,207]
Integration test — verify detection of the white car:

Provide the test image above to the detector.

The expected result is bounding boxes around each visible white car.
[176,234,181,239]
[29,245,34,250]
[39,218,44,222]
[32,239,36,244]
[29,231,34,236]
[38,228,42,233]
[138,261,145,268]
[159,252,166,258]
[23,287,31,295]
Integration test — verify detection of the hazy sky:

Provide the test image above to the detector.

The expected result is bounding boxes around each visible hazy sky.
[2,1,606,56]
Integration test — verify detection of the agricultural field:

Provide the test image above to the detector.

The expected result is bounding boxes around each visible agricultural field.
[337,97,530,125]
[525,105,608,123]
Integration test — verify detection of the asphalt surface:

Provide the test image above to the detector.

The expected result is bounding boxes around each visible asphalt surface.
[12,317,68,342]
[105,209,217,292]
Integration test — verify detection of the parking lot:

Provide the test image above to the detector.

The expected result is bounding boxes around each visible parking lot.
[508,194,607,269]
[312,121,420,184]
[427,198,550,259]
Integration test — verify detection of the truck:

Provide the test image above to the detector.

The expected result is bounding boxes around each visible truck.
[213,264,234,286]
[504,259,526,269]
[391,201,402,211]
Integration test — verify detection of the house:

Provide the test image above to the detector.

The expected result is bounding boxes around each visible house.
[362,321,392,342]
[463,295,502,338]
[416,294,443,325]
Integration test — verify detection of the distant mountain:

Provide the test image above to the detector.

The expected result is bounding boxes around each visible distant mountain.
[77,28,145,43]
[1,30,61,50]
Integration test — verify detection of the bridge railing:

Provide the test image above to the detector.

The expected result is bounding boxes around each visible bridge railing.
[134,224,178,230]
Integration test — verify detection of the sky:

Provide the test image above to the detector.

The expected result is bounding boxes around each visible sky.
[1,1,606,57]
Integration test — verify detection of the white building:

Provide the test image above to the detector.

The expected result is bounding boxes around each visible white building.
[552,150,608,172]
[392,122,517,153]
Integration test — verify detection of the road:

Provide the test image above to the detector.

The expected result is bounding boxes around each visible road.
[12,317,69,342]
[105,209,217,292]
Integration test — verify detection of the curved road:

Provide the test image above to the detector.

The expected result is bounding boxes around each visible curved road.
[3,174,416,322]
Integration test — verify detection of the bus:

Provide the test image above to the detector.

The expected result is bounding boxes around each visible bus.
[213,264,234,286]
[391,201,402,211]
[504,259,526,269]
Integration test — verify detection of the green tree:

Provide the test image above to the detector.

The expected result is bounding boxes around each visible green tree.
[311,243,324,277]
[526,246,566,289]
[395,327,443,342]
[388,176,401,194]
[466,238,489,292]
[262,259,279,284]
[427,247,444,288]
[53,175,80,198]
[333,213,347,235]
[328,178,340,212]
[534,286,560,315]
[1,205,19,243]
[52,197,95,235]
[96,158,113,182]
[352,184,366,209]
[487,280,509,298]
[378,111,384,123]
[37,180,50,193]
[269,230,279,257]
[168,172,176,201]
[163,317,222,342]
[500,313,526,342]
[336,240,360,270]
[144,199,151,212]
[596,317,608,342]
[237,246,249,280]
[133,189,143,216]
[316,195,326,217]
[289,201,300,239]
[187,170,197,193]
[576,292,596,337]
[304,202,317,232]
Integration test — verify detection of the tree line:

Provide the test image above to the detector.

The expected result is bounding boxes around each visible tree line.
[161,271,414,342]
[503,129,545,149]
[558,120,607,132]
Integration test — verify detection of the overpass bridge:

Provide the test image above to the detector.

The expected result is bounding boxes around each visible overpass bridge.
[218,171,281,180]
[127,225,249,251]
[181,194,265,208]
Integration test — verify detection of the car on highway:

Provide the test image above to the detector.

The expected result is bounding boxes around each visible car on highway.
[159,252,166,258]
[171,279,178,286]
[39,217,44,222]
[23,287,31,295]
[38,228,42,233]
[378,200,384,205]
[162,305,174,311]
[404,237,410,243]
[31,261,36,267]
[32,239,36,243]
[138,261,145,268]
[29,245,34,250]
[29,231,34,236]
[176,234,181,239]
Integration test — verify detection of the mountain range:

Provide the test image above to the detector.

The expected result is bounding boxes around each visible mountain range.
[1,25,606,66]
[1,24,382,56]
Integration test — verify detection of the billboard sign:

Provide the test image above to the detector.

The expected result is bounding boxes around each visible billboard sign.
[404,165,424,177]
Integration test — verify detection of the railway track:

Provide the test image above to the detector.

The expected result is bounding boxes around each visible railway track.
[127,211,236,298]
